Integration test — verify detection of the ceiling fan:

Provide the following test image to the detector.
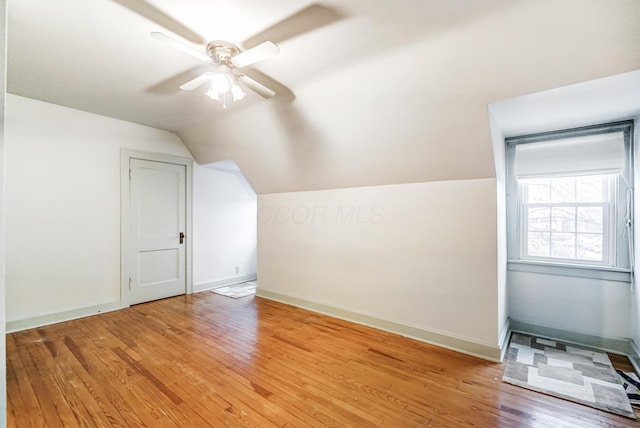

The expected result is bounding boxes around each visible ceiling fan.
[151,32,280,108]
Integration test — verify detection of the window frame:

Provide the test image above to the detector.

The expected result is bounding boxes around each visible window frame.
[506,121,634,283]
[520,176,614,266]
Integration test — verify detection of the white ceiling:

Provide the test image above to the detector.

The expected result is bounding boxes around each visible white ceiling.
[8,0,640,194]
[490,70,640,138]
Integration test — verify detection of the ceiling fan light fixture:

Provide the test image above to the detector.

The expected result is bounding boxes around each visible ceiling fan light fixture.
[231,84,246,101]
[205,86,220,101]
[210,69,233,94]
[205,69,246,108]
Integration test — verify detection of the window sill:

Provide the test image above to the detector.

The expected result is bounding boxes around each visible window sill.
[507,259,631,283]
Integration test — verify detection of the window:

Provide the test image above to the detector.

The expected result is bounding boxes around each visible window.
[506,121,633,281]
[522,175,612,264]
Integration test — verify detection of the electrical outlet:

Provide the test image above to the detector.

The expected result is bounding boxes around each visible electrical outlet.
[235,266,240,274]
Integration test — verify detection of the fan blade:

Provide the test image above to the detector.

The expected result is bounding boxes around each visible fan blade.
[243,4,344,48]
[231,41,280,68]
[242,68,295,103]
[112,0,205,44]
[237,74,276,98]
[151,32,210,62]
[146,65,211,94]
[179,72,215,91]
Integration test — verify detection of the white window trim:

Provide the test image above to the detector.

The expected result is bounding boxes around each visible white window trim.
[506,121,634,283]
[520,179,614,266]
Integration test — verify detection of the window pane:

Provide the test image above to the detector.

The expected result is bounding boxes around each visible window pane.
[528,207,550,231]
[577,234,603,261]
[526,179,550,203]
[576,175,606,202]
[551,178,576,203]
[528,232,550,257]
[577,207,603,233]
[551,207,575,232]
[550,233,575,258]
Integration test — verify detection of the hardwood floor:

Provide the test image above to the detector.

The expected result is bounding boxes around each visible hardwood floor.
[6,292,640,427]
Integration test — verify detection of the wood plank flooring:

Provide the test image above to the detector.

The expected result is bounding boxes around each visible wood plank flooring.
[6,292,640,427]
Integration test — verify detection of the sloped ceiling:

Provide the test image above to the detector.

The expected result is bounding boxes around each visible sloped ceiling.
[8,0,640,194]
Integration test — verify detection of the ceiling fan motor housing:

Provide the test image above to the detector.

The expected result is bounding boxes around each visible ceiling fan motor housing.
[206,41,240,65]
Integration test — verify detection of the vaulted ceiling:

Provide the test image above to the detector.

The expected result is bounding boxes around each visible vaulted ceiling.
[8,0,640,194]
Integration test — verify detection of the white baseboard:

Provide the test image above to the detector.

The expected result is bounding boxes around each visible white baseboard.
[628,339,640,374]
[256,289,502,362]
[194,274,257,292]
[6,301,122,333]
[508,318,632,355]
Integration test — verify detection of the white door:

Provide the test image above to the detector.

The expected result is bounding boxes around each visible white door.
[127,158,186,305]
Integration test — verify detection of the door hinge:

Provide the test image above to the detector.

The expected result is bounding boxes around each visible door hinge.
[129,169,132,180]
[128,277,131,290]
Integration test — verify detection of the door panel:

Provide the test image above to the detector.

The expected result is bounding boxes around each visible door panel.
[138,249,179,286]
[128,159,186,305]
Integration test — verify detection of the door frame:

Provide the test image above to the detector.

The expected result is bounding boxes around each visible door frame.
[120,149,193,308]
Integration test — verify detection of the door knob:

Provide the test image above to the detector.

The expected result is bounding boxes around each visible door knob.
[179,232,185,244]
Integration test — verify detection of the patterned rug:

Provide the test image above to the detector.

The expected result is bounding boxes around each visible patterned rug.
[503,332,635,419]
[211,281,256,299]
[618,370,640,408]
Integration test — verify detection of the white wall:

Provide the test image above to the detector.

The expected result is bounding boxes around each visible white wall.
[488,106,509,350]
[632,118,640,350]
[0,0,6,423]
[0,122,5,428]
[5,94,192,324]
[193,160,257,291]
[257,178,500,357]
[508,271,631,339]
